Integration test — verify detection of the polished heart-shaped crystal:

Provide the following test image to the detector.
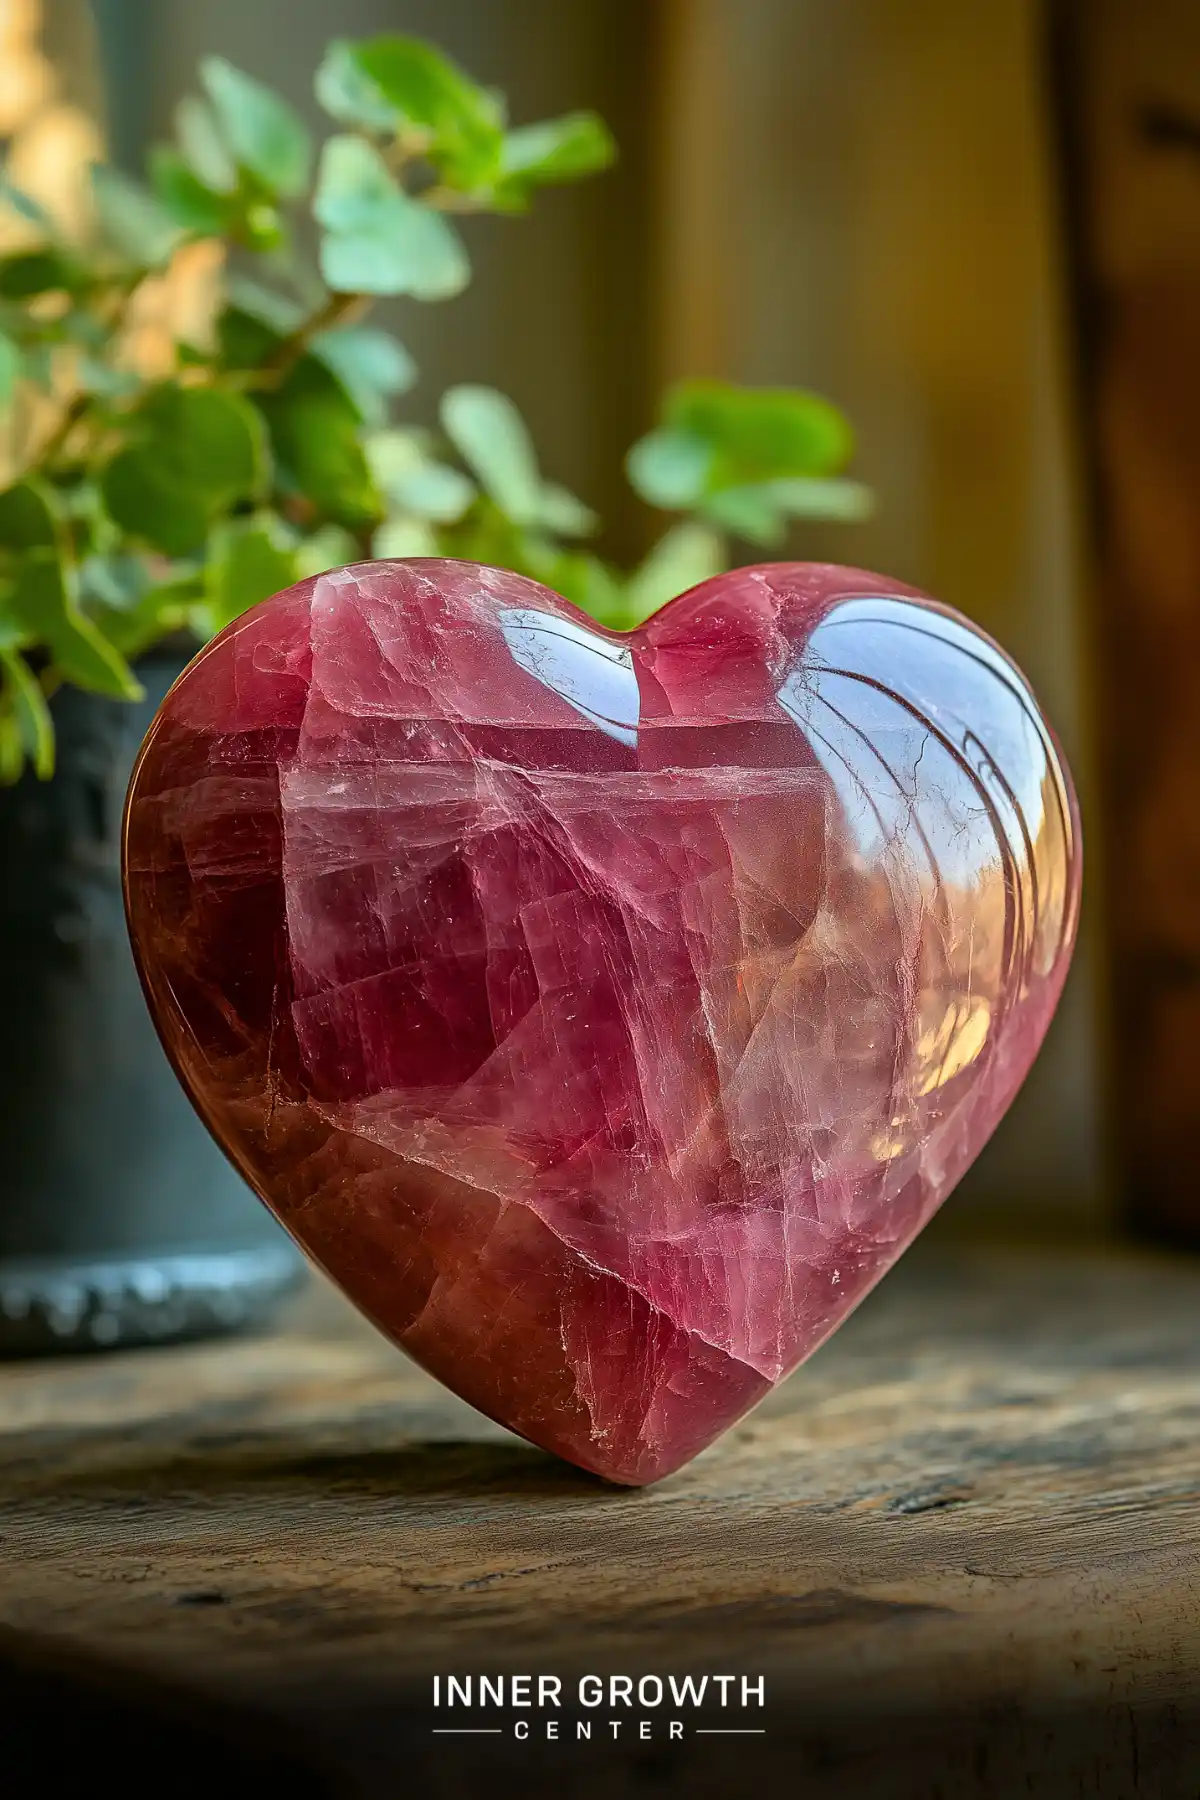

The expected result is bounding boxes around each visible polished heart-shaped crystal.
[123,561,1080,1484]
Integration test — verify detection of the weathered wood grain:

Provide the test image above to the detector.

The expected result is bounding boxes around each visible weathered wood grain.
[1,1228,1198,1796]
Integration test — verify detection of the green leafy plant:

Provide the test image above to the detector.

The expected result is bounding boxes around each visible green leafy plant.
[0,34,870,782]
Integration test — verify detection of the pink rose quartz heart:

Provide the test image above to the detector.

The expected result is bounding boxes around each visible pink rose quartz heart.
[123,560,1080,1484]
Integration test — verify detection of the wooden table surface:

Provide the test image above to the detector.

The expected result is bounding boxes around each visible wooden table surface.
[2,1223,1198,1798]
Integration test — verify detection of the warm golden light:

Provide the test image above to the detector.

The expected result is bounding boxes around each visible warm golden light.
[0,0,223,481]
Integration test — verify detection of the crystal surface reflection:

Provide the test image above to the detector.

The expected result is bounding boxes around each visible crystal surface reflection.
[123,560,1080,1484]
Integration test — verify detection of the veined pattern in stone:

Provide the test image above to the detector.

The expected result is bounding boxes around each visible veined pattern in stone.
[123,560,1080,1484]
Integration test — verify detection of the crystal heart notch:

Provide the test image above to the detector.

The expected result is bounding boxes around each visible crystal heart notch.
[123,561,1080,1484]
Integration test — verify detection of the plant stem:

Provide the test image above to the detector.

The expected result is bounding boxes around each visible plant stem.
[31,270,151,475]
[36,390,90,468]
[253,290,371,387]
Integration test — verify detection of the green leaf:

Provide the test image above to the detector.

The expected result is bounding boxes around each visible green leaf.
[768,476,874,521]
[149,146,233,236]
[497,112,615,205]
[349,35,488,129]
[319,215,460,299]
[217,302,285,370]
[364,420,475,523]
[314,135,469,299]
[79,552,151,611]
[664,380,854,485]
[0,710,22,783]
[364,426,429,487]
[200,517,298,635]
[0,247,82,299]
[258,354,380,528]
[0,647,54,777]
[539,549,626,627]
[311,325,415,423]
[314,40,397,133]
[218,306,378,521]
[0,478,60,550]
[199,57,312,199]
[625,429,712,510]
[8,549,141,699]
[440,385,541,524]
[694,475,873,540]
[295,523,358,579]
[0,600,29,651]
[373,516,438,559]
[625,521,725,624]
[0,331,19,408]
[141,384,266,500]
[699,485,786,546]
[383,461,475,522]
[100,449,211,556]
[349,36,505,186]
[100,383,266,554]
[175,95,238,194]
[91,574,202,660]
[225,276,305,335]
[90,164,182,266]
[535,482,597,538]
[435,494,517,564]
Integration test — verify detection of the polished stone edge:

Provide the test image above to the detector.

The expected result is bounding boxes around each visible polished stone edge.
[0,1242,305,1357]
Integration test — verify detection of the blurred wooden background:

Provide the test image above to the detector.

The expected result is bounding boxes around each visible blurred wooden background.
[1051,0,1200,1242]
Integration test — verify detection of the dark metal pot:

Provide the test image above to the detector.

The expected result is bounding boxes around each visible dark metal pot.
[0,657,302,1355]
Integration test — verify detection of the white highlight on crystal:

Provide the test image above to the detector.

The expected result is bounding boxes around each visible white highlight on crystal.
[498,608,640,746]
